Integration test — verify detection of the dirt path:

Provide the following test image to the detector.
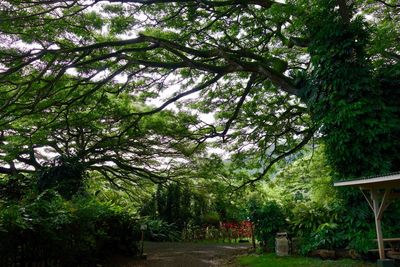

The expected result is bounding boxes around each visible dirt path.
[105,242,251,267]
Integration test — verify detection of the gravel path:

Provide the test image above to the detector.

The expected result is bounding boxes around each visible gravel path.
[104,242,251,267]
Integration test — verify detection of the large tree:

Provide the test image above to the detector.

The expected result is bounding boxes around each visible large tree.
[0,0,399,185]
[0,84,202,192]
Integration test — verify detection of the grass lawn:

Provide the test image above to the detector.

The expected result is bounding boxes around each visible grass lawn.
[238,253,376,267]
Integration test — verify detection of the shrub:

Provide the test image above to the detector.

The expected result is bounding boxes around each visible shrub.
[248,200,286,250]
[0,191,140,266]
[142,218,181,241]
[37,156,85,199]
[0,174,33,201]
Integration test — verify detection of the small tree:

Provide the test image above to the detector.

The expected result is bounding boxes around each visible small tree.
[248,199,286,251]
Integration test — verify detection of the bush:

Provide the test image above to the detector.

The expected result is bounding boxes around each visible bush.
[289,202,345,255]
[142,218,181,241]
[0,174,33,201]
[298,223,346,255]
[37,156,86,199]
[0,191,140,266]
[248,200,286,250]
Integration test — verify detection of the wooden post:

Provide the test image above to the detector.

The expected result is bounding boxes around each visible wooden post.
[141,230,144,255]
[371,189,385,260]
[251,222,256,249]
[140,224,147,256]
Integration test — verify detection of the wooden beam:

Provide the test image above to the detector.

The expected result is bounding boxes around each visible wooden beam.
[360,188,374,212]
[378,189,391,220]
[371,189,385,260]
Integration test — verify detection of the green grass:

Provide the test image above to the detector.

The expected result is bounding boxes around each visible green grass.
[238,253,376,267]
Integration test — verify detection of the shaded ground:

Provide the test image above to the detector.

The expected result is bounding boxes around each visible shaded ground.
[104,242,252,267]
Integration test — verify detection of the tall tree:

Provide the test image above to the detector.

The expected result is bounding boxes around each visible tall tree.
[1,0,399,184]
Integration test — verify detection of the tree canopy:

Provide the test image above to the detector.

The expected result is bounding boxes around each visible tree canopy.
[1,0,399,186]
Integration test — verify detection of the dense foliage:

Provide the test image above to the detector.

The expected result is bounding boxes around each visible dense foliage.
[0,190,140,266]
[248,199,286,250]
[301,1,400,178]
[1,0,398,185]
[246,145,400,255]
[140,179,250,241]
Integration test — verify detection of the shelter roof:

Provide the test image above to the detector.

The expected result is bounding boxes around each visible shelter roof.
[333,172,400,189]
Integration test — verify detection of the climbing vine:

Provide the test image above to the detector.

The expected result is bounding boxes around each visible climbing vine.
[301,1,400,179]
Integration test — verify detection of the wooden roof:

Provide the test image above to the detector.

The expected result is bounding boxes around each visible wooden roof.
[334,172,400,189]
